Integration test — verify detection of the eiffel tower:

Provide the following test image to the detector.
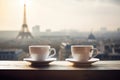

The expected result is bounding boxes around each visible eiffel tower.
[16,2,33,39]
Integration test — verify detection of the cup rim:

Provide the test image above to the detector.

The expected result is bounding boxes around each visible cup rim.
[71,45,93,47]
[29,45,51,48]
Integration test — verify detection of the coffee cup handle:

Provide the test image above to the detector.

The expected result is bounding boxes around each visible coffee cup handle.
[90,48,98,58]
[49,48,56,58]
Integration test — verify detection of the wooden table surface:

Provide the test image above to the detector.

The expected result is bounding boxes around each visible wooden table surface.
[0,61,120,80]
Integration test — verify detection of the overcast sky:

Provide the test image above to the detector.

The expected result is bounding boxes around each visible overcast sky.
[0,0,120,32]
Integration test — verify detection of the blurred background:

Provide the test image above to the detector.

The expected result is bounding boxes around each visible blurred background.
[0,0,120,60]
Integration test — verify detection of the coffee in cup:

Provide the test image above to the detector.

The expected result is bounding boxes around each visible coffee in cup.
[71,45,98,62]
[29,45,56,61]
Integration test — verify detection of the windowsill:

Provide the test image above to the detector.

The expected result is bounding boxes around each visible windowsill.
[0,61,120,80]
[0,60,120,70]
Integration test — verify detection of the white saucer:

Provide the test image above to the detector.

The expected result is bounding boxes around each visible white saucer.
[65,58,99,65]
[24,58,56,66]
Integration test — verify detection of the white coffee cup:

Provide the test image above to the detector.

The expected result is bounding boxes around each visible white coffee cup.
[29,45,56,61]
[71,45,98,62]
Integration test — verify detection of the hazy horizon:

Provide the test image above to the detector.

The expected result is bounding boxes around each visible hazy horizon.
[0,0,120,32]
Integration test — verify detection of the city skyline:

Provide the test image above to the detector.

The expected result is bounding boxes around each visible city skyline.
[0,0,120,32]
